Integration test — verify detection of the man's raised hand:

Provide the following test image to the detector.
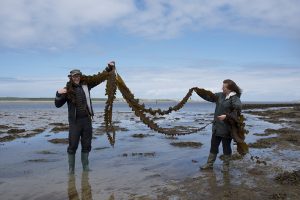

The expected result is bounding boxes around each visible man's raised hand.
[106,61,116,72]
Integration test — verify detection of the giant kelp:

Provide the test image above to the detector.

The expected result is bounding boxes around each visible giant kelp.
[102,67,248,155]
[116,74,210,136]
[104,69,117,146]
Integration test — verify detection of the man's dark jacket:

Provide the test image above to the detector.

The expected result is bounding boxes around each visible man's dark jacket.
[55,71,109,123]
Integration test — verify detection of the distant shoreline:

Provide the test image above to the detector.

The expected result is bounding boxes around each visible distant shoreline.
[0,97,299,107]
[0,97,176,103]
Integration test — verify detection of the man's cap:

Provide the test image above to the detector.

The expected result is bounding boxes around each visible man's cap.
[68,69,82,77]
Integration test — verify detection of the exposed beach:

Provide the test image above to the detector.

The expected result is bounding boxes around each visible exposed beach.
[0,101,299,199]
[158,104,300,200]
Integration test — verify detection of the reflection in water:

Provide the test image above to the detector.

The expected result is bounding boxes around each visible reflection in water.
[81,172,92,200]
[68,172,93,200]
[107,193,115,200]
[222,172,233,200]
[205,170,232,199]
[67,172,115,200]
[223,171,231,189]
[206,171,217,189]
[68,175,79,200]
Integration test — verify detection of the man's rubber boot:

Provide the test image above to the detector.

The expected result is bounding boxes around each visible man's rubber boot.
[81,152,90,172]
[68,153,75,174]
[200,153,217,170]
[222,154,231,173]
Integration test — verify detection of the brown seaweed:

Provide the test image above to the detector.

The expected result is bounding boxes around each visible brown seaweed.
[170,142,203,148]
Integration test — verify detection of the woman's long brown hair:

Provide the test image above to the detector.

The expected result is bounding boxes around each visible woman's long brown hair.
[223,79,242,97]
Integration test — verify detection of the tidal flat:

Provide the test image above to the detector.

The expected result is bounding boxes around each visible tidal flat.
[0,101,299,199]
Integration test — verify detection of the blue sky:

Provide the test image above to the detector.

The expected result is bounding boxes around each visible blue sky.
[0,0,300,101]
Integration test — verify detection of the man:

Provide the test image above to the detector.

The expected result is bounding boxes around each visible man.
[55,62,115,174]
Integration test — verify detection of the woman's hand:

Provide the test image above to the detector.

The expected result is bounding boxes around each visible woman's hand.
[57,88,67,94]
[217,115,226,121]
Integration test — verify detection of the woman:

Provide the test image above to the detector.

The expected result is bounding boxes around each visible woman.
[194,79,242,172]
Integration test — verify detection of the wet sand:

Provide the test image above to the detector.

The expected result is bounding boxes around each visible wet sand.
[0,102,300,199]
[156,105,300,200]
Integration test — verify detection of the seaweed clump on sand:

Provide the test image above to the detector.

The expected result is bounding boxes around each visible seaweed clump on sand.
[7,129,26,134]
[49,123,65,126]
[269,193,287,200]
[31,128,46,134]
[131,133,154,138]
[0,125,11,129]
[274,170,300,185]
[248,137,279,149]
[94,124,129,136]
[122,152,156,157]
[36,150,57,154]
[26,159,54,163]
[0,127,47,142]
[275,128,300,146]
[132,152,156,157]
[219,153,243,161]
[0,129,26,142]
[249,128,300,149]
[0,135,16,142]
[170,141,203,148]
[48,138,68,144]
[253,128,277,137]
[94,147,110,151]
[50,125,69,133]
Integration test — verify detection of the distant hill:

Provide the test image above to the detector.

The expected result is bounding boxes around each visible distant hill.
[0,97,107,101]
[2,97,299,104]
[0,97,175,102]
[0,97,54,101]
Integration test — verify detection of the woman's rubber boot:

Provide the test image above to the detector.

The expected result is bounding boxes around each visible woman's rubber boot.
[222,154,231,173]
[81,152,90,172]
[68,153,75,175]
[200,153,217,170]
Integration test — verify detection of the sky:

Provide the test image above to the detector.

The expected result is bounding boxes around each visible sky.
[0,0,300,102]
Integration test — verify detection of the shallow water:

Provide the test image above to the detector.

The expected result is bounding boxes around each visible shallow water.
[0,101,289,199]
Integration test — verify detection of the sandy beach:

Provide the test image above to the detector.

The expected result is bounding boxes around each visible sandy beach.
[0,101,299,199]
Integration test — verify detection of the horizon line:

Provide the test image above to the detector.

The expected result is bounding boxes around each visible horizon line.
[0,97,299,103]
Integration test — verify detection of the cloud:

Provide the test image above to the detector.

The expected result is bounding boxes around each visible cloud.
[0,76,67,97]
[115,64,300,101]
[0,0,134,49]
[0,77,22,83]
[1,64,299,101]
[1,0,300,49]
[121,0,300,39]
[0,76,66,83]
